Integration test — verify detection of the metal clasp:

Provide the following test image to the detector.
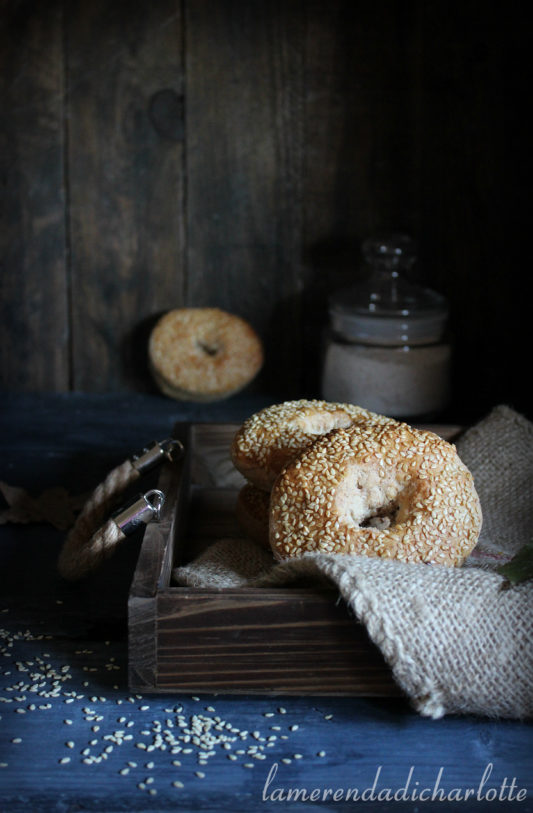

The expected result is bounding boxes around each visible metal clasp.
[131,438,184,474]
[113,489,165,536]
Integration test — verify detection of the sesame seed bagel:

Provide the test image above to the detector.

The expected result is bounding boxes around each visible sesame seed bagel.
[270,421,482,567]
[149,308,263,402]
[231,399,395,491]
[235,483,271,549]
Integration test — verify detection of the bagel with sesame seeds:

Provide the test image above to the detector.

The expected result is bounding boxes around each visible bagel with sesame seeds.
[231,399,395,491]
[149,308,263,402]
[269,420,482,567]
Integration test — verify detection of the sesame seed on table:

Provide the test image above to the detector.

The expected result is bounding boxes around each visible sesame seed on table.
[1,393,532,812]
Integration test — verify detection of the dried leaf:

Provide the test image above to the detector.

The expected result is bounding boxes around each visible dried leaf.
[496,542,533,586]
[0,481,83,531]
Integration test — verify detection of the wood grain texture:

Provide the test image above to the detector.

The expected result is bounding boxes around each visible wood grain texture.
[127,593,157,690]
[407,0,530,422]
[185,0,305,397]
[155,589,399,695]
[66,0,185,391]
[0,0,68,390]
[301,1,421,393]
[408,2,516,420]
[129,431,191,599]
[0,1,529,424]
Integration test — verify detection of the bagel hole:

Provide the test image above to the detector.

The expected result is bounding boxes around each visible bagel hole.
[361,501,399,530]
[334,464,409,530]
[197,339,219,356]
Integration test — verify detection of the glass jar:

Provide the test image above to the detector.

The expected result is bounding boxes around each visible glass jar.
[321,234,451,419]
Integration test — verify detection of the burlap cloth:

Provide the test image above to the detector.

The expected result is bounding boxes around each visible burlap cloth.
[173,405,533,720]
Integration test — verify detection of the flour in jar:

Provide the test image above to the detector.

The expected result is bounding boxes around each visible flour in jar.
[321,340,451,418]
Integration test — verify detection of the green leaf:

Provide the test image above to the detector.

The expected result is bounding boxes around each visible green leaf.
[496,542,533,585]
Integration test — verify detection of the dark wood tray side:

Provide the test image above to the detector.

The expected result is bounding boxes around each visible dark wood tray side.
[153,588,398,695]
[128,424,192,690]
[128,421,459,695]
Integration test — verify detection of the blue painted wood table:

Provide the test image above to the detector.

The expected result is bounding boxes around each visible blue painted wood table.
[1,393,531,812]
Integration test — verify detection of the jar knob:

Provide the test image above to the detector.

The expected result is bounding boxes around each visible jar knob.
[362,233,416,273]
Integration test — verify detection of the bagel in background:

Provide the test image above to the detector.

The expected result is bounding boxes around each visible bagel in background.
[149,307,263,402]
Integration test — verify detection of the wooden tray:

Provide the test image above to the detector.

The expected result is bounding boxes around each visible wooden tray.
[127,422,461,696]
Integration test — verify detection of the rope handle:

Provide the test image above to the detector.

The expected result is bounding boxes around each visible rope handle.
[57,439,183,581]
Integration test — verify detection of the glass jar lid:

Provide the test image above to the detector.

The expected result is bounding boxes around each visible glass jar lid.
[329,234,448,346]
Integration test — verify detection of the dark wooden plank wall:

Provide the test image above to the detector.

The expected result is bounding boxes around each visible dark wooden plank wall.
[0,0,69,390]
[67,0,186,392]
[0,0,529,420]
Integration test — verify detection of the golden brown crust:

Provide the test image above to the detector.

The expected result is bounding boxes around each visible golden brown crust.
[231,399,395,491]
[235,483,271,548]
[269,421,482,567]
[149,308,263,401]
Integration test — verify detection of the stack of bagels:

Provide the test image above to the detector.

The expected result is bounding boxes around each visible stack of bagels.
[231,400,482,567]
